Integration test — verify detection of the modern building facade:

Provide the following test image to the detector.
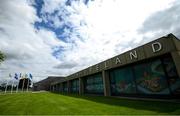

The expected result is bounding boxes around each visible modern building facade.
[50,34,180,99]
[34,76,64,91]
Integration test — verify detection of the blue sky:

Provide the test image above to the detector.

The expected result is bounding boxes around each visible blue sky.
[0,0,180,82]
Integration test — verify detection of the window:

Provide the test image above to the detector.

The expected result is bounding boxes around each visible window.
[71,79,79,93]
[110,67,136,95]
[63,82,68,92]
[162,56,180,95]
[134,59,170,95]
[84,74,104,94]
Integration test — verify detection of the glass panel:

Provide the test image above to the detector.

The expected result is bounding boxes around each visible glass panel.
[110,67,136,95]
[85,74,104,94]
[63,82,68,92]
[134,59,170,95]
[163,57,180,95]
[71,79,79,93]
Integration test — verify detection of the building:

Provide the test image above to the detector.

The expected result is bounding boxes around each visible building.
[51,34,180,99]
[33,76,64,91]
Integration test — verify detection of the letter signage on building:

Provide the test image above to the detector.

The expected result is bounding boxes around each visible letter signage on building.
[152,42,162,53]
[130,50,137,60]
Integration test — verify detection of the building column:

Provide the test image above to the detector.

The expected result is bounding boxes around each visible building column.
[79,77,84,95]
[102,70,111,96]
[171,51,180,78]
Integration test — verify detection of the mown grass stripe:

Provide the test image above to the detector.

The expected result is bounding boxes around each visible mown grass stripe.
[0,92,179,115]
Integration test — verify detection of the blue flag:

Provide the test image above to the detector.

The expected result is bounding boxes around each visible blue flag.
[14,73,18,80]
[29,73,33,79]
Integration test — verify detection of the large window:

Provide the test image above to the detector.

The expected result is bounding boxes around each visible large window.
[71,79,79,93]
[134,59,170,95]
[63,82,68,92]
[110,67,136,95]
[84,74,104,94]
[162,56,180,95]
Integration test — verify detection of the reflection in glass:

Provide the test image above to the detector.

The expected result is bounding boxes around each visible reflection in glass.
[63,82,68,92]
[163,57,180,95]
[71,79,79,93]
[110,67,136,95]
[134,60,170,94]
[85,74,104,94]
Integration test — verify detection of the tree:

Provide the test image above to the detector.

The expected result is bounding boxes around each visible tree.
[0,51,5,63]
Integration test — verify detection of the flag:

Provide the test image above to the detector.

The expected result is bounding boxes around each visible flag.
[14,73,18,80]
[29,73,33,80]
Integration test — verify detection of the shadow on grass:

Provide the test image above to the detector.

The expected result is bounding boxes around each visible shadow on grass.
[51,92,180,114]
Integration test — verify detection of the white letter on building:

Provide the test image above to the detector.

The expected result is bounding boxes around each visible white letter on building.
[130,50,138,60]
[115,57,121,64]
[152,42,162,53]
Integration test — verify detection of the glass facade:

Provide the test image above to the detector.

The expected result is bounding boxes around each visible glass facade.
[110,67,136,95]
[110,55,179,96]
[70,79,79,93]
[162,56,180,95]
[63,82,68,92]
[84,73,104,94]
[55,54,179,98]
[134,59,170,95]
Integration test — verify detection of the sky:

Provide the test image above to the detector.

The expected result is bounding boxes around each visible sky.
[0,0,180,83]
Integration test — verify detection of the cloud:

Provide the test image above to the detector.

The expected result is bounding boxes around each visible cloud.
[0,0,179,84]
[138,0,180,42]
[0,0,66,82]
[38,0,176,72]
[54,62,77,69]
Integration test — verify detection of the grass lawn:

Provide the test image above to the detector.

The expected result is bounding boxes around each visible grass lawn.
[0,92,180,115]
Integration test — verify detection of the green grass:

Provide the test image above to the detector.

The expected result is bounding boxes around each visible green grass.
[0,92,180,115]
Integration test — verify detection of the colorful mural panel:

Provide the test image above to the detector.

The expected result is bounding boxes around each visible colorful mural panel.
[163,57,180,95]
[110,67,136,95]
[134,60,170,94]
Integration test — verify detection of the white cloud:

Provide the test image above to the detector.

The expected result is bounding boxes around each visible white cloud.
[44,0,176,73]
[0,0,66,83]
[0,0,179,84]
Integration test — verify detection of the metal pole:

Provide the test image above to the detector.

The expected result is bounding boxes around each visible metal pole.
[4,80,8,94]
[11,80,14,94]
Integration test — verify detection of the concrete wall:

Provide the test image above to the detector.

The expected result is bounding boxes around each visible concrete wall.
[51,34,180,97]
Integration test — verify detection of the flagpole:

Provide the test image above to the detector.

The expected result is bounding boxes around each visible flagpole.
[4,80,8,94]
[11,80,14,94]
